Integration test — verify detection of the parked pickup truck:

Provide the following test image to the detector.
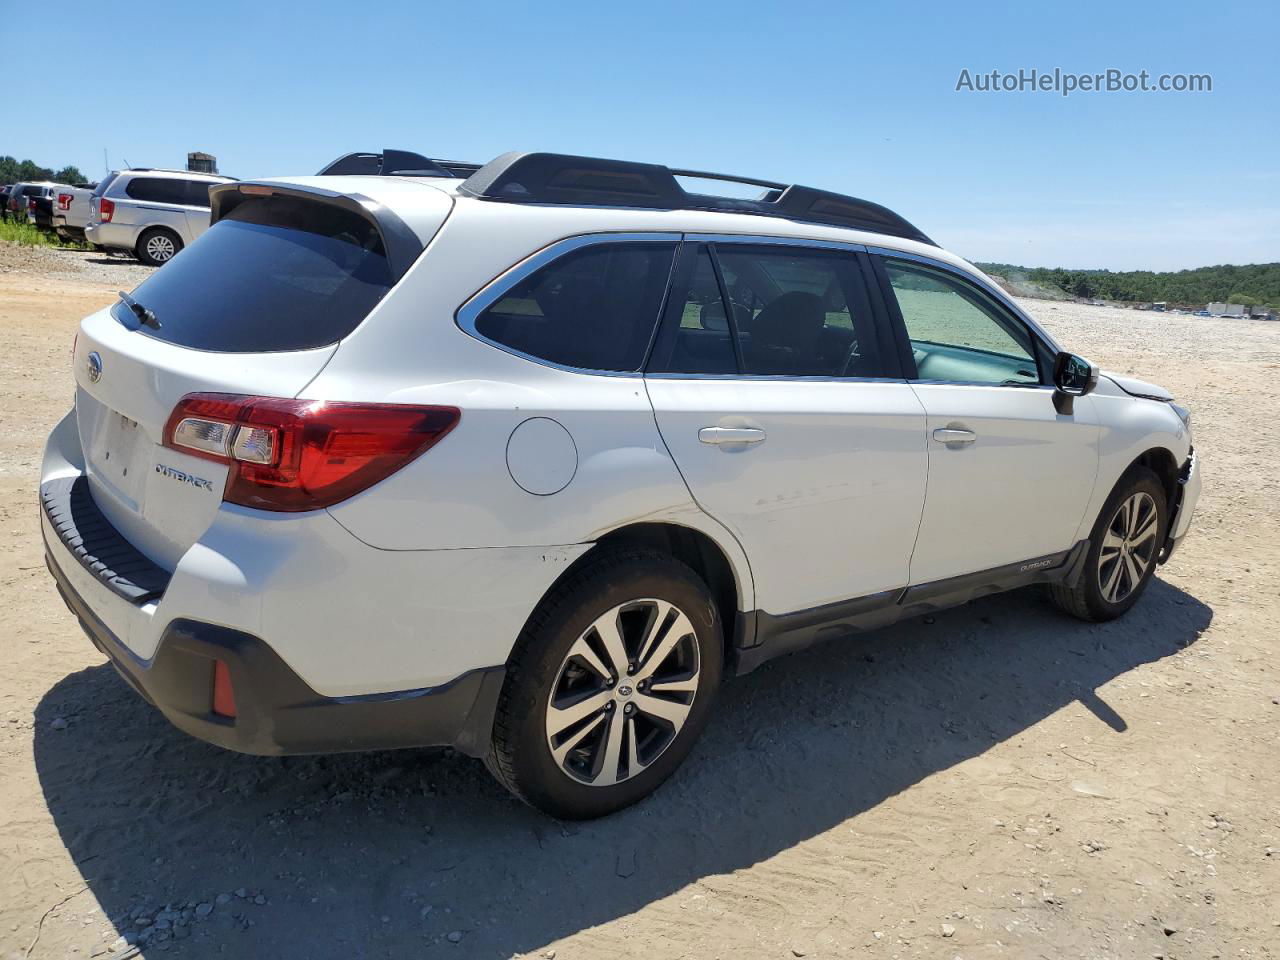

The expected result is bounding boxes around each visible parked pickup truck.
[52,183,98,243]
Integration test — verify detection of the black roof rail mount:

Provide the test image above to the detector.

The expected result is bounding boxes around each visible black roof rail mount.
[457,151,935,246]
[317,149,482,180]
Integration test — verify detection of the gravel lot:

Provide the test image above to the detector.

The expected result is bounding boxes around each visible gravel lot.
[0,244,1276,959]
[0,243,155,288]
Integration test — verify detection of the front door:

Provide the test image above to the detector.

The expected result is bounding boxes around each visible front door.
[872,253,1100,585]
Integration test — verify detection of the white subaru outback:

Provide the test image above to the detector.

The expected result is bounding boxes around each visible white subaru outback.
[41,149,1200,819]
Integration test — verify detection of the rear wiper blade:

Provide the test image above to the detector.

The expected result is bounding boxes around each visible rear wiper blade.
[118,291,160,329]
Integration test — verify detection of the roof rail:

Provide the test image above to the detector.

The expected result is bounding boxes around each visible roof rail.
[316,149,481,179]
[456,151,935,246]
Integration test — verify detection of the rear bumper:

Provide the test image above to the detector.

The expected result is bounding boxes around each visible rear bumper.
[84,221,136,250]
[44,544,505,757]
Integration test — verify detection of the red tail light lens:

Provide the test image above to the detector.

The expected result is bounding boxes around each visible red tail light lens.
[99,197,115,222]
[57,193,72,211]
[163,394,460,512]
[212,660,237,718]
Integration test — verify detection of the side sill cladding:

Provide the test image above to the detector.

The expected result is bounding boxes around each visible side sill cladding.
[731,542,1089,675]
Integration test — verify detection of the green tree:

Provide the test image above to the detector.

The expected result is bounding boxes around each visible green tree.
[16,159,53,181]
[53,165,85,184]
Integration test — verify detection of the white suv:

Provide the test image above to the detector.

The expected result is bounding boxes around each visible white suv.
[86,168,236,265]
[41,149,1200,819]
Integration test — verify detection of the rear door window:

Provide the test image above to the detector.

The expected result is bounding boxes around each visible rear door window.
[652,243,893,378]
[471,241,676,372]
[113,195,395,352]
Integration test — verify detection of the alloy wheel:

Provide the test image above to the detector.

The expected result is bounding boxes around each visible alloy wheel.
[146,234,176,262]
[1097,491,1159,603]
[544,598,700,787]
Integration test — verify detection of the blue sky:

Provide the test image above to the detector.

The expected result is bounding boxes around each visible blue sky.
[12,0,1277,270]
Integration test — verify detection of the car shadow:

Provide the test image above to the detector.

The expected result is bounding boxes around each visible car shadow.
[81,257,144,267]
[33,579,1211,958]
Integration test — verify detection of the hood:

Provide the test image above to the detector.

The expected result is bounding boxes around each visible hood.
[1102,371,1173,402]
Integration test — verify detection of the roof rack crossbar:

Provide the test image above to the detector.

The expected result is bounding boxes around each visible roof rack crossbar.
[316,149,479,179]
[668,168,787,192]
[457,152,935,246]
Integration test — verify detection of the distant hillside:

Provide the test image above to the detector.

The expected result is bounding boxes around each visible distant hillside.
[973,261,1280,309]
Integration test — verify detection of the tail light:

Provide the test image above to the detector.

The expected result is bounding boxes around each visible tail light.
[162,394,460,512]
[57,193,72,211]
[212,660,237,718]
[99,197,115,222]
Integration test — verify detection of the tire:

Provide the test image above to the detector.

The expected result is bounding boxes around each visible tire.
[487,548,723,819]
[135,228,183,267]
[1050,466,1167,622]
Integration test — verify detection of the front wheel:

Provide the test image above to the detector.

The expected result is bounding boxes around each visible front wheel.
[487,549,722,819]
[135,227,183,266]
[1050,467,1167,622]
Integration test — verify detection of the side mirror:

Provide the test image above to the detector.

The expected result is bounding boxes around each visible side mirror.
[1052,351,1098,414]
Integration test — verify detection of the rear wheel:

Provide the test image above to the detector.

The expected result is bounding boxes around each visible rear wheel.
[1050,467,1167,622]
[136,227,183,266]
[487,549,722,819]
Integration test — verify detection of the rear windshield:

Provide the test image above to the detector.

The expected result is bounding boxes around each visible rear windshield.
[115,195,394,352]
[93,173,119,198]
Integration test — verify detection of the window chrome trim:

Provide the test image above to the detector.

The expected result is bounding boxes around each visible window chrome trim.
[454,232,682,378]
[646,372,910,384]
[685,232,868,254]
[866,245,1064,355]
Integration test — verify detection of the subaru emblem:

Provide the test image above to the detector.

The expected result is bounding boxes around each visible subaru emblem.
[86,352,103,384]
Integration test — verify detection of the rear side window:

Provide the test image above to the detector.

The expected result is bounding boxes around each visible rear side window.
[473,242,676,372]
[124,177,178,204]
[114,195,394,352]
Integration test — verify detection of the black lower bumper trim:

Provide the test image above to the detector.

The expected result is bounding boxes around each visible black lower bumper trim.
[41,475,171,604]
[44,546,504,758]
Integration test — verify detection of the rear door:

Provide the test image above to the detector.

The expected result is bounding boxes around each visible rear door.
[645,239,928,616]
[870,252,1100,584]
[71,192,430,569]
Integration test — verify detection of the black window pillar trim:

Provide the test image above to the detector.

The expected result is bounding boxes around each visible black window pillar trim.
[705,243,746,374]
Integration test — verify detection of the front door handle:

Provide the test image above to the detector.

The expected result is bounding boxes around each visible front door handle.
[699,426,767,445]
[933,428,976,445]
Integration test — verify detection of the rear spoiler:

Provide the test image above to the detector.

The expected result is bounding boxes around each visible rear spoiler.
[208,182,424,280]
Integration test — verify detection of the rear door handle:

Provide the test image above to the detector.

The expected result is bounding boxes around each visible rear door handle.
[699,427,767,445]
[932,428,976,445]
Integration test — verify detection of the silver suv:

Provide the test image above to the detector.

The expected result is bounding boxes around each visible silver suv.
[86,168,236,265]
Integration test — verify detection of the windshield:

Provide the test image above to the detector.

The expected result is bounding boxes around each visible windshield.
[115,195,394,353]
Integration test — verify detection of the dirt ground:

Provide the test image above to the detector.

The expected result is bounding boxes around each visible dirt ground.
[0,247,1277,960]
